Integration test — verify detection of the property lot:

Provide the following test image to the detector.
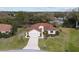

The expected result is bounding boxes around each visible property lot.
[0,27,79,52]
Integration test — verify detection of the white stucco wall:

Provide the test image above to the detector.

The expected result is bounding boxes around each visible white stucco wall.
[48,30,56,35]
[29,30,40,37]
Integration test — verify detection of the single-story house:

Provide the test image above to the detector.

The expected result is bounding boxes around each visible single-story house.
[0,24,12,33]
[25,23,57,38]
[0,24,13,38]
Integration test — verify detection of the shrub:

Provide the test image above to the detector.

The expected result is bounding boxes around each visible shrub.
[0,32,2,38]
[0,27,17,38]
[43,31,49,37]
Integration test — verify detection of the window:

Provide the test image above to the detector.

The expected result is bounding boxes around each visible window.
[50,31,53,33]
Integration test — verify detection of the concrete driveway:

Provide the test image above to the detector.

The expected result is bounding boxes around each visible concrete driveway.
[23,37,40,50]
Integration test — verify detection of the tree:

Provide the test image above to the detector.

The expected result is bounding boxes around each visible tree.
[15,12,26,27]
[54,12,66,17]
[27,15,49,24]
[63,8,79,28]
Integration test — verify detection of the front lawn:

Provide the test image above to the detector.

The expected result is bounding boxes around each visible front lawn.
[0,27,79,51]
[39,28,79,52]
[68,29,79,52]
[0,28,28,51]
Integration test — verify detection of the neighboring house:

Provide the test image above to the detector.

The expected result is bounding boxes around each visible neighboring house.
[0,24,12,34]
[49,17,64,25]
[55,17,64,25]
[25,23,57,39]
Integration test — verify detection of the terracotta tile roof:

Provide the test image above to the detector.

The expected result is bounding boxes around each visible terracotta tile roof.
[29,23,55,31]
[0,24,12,32]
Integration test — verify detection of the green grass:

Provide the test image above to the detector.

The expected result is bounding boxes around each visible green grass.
[39,28,66,52]
[0,36,28,51]
[0,28,28,51]
[39,28,79,52]
[39,38,65,52]
[0,27,79,51]
[68,29,79,52]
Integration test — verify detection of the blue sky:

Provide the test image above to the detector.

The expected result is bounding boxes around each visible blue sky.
[0,7,75,12]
